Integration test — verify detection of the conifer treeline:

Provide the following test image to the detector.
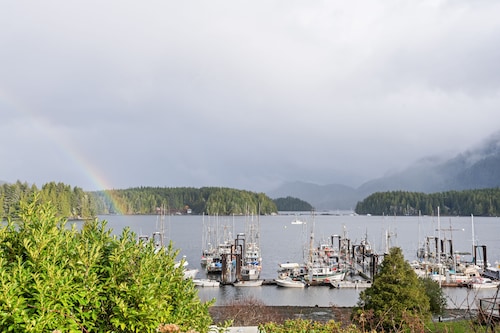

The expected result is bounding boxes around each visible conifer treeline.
[0,182,278,219]
[0,181,95,220]
[272,196,313,211]
[355,188,500,216]
[90,186,278,215]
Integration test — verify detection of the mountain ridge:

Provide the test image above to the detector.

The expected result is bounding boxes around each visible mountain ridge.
[267,131,500,210]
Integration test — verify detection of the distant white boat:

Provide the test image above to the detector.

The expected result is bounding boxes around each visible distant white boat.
[291,218,306,225]
[275,277,307,288]
[193,279,220,287]
[233,279,263,287]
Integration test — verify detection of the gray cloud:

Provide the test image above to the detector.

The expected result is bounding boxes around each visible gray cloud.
[1,1,500,192]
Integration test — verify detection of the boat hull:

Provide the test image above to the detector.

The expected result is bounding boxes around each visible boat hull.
[275,278,307,288]
[233,280,263,287]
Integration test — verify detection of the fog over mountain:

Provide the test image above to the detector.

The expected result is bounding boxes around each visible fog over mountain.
[268,131,500,210]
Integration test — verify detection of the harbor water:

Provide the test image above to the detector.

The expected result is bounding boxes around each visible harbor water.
[93,213,500,308]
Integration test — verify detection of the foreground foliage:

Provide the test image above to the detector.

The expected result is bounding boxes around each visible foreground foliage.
[259,318,487,333]
[259,319,359,333]
[0,196,213,332]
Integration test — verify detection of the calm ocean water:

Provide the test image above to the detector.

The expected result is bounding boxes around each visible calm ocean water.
[91,213,500,308]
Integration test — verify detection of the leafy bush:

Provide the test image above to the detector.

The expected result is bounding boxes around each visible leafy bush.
[0,196,213,332]
[259,318,360,333]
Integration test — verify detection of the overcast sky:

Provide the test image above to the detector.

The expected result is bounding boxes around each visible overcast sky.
[1,1,500,192]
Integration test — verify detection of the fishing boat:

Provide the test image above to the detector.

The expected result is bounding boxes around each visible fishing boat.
[277,262,308,280]
[277,219,350,283]
[200,214,218,268]
[203,215,235,275]
[206,241,233,274]
[275,277,307,288]
[240,212,263,282]
[305,232,348,283]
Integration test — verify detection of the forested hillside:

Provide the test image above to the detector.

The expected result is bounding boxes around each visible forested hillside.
[273,196,313,211]
[90,186,277,215]
[355,188,500,216]
[1,182,278,219]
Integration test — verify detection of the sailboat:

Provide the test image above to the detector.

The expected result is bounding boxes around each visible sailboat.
[200,214,217,268]
[305,215,347,283]
[144,204,199,280]
[202,215,235,276]
[240,212,262,281]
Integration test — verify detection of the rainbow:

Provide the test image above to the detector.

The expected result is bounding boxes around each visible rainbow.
[1,90,126,214]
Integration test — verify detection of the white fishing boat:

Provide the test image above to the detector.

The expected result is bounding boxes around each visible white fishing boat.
[193,279,220,287]
[305,233,348,282]
[240,212,262,281]
[275,277,307,288]
[308,264,346,282]
[202,216,235,275]
[277,262,308,280]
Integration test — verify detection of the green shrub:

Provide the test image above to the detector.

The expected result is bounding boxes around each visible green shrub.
[0,196,213,332]
[259,318,359,333]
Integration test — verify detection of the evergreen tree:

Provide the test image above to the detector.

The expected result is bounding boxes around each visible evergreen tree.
[353,247,431,331]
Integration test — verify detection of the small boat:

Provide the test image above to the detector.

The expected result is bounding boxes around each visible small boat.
[291,218,306,225]
[233,279,263,287]
[275,277,307,288]
[330,279,372,289]
[468,277,500,289]
[175,258,199,279]
[193,279,220,287]
[183,267,199,280]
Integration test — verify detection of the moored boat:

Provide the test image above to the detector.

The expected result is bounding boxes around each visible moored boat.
[240,212,263,281]
[330,279,372,289]
[233,279,263,287]
[468,277,500,289]
[275,277,308,288]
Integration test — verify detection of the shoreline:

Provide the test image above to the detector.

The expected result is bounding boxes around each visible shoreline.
[208,306,474,326]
